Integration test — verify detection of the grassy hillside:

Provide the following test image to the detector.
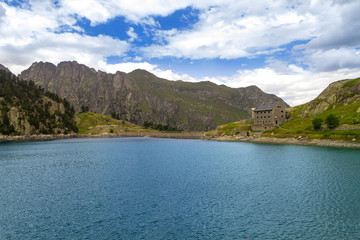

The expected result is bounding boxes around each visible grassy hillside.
[76,112,152,134]
[264,77,360,141]
[204,120,253,137]
[207,77,360,142]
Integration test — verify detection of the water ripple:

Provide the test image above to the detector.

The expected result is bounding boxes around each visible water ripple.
[1,139,360,239]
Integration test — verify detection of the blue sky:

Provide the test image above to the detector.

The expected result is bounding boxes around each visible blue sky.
[1,0,360,106]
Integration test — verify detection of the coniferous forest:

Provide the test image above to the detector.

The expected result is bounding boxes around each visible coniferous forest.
[0,69,78,135]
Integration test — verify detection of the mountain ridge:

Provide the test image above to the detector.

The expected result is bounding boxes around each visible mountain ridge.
[205,76,360,143]
[299,77,360,118]
[0,64,11,73]
[262,76,360,141]
[19,61,289,131]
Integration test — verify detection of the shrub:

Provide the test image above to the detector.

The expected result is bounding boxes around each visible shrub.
[80,105,89,113]
[312,117,323,130]
[325,114,340,129]
[322,133,330,139]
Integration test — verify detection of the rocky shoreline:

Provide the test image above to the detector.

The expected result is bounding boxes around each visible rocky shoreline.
[77,131,204,139]
[2,132,360,149]
[206,135,360,149]
[0,131,204,143]
[0,134,78,143]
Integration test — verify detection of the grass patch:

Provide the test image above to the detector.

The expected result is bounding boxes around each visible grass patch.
[342,77,360,88]
[76,112,151,134]
[206,121,253,136]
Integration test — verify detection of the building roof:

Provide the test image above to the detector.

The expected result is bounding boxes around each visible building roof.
[254,101,280,111]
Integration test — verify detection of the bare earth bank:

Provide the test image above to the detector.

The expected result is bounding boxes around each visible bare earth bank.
[1,132,360,149]
[0,132,203,143]
[206,135,360,149]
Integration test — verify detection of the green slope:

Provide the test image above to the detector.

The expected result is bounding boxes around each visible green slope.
[204,120,253,137]
[263,77,360,141]
[76,112,152,134]
[128,69,251,130]
[207,77,360,142]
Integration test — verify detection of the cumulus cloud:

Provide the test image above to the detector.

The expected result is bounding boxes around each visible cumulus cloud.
[1,0,360,107]
[304,48,360,72]
[142,0,317,59]
[59,0,195,25]
[99,59,360,107]
[126,27,138,42]
[99,61,158,74]
[140,0,360,76]
[196,65,360,106]
[305,0,360,50]
[99,61,196,82]
[0,1,129,74]
[0,4,5,24]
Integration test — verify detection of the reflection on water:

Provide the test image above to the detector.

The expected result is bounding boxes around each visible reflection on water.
[1,138,360,239]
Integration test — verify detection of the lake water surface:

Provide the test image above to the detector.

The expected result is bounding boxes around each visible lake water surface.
[1,138,360,239]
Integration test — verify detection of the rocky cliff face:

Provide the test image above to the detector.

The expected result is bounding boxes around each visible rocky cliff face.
[300,77,360,118]
[0,69,77,135]
[0,64,11,73]
[20,61,288,131]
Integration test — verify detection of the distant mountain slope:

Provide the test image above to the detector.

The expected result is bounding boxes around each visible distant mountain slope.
[76,112,147,134]
[299,77,360,118]
[0,69,78,135]
[206,77,360,142]
[20,61,288,131]
[264,77,360,141]
[0,64,11,73]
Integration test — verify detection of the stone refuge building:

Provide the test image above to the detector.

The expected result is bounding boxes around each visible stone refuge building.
[252,101,288,131]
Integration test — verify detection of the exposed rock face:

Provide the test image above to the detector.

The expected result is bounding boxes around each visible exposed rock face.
[300,78,360,118]
[0,69,77,135]
[0,64,11,73]
[20,61,288,131]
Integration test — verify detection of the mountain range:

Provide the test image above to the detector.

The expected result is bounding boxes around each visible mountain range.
[19,61,288,131]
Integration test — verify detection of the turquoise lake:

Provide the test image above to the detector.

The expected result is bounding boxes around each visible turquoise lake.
[1,137,360,239]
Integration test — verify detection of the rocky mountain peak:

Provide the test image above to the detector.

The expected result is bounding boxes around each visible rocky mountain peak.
[19,61,289,131]
[0,64,11,73]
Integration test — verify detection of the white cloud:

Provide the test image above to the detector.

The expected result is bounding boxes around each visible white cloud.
[143,0,317,59]
[1,0,360,109]
[305,48,360,72]
[199,65,360,106]
[99,61,158,74]
[126,27,138,42]
[99,60,360,107]
[0,4,5,24]
[133,56,143,61]
[98,61,196,82]
[59,0,195,25]
[139,0,360,77]
[305,0,360,51]
[0,1,129,74]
